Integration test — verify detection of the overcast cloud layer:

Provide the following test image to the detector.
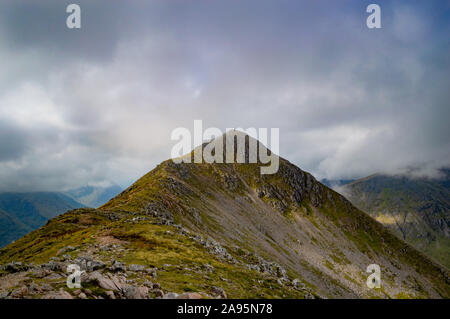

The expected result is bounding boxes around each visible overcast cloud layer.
[0,0,449,192]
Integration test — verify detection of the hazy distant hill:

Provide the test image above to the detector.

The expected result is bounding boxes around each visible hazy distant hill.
[0,209,31,248]
[65,185,123,208]
[339,172,450,268]
[320,179,354,188]
[0,185,122,248]
[0,192,84,248]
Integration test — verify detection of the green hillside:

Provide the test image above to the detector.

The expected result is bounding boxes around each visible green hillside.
[0,192,85,248]
[339,173,450,268]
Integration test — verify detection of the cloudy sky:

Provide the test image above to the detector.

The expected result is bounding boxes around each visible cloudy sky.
[0,0,449,192]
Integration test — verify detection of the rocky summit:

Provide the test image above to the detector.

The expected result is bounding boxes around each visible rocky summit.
[0,134,449,299]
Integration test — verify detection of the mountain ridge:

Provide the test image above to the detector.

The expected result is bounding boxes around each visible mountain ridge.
[0,134,449,299]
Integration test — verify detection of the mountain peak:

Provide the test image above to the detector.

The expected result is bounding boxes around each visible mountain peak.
[173,129,279,176]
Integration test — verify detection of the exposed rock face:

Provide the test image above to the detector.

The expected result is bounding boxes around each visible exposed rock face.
[2,262,27,273]
[143,201,174,223]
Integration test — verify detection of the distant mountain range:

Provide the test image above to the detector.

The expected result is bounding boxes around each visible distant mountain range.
[0,185,122,248]
[64,185,123,208]
[338,170,450,268]
[0,192,84,248]
[0,133,448,299]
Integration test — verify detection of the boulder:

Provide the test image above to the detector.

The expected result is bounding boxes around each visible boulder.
[211,286,227,299]
[74,256,106,272]
[78,293,87,299]
[72,289,81,296]
[109,260,127,272]
[104,290,116,299]
[145,268,157,278]
[122,285,142,299]
[163,292,179,299]
[42,261,64,272]
[40,283,53,291]
[153,289,164,298]
[88,271,121,291]
[137,286,149,298]
[129,264,145,272]
[32,268,51,278]
[153,282,161,290]
[28,283,43,294]
[44,273,64,280]
[292,278,306,290]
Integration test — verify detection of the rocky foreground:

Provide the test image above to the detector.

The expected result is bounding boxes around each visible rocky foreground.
[0,250,225,299]
[0,208,313,299]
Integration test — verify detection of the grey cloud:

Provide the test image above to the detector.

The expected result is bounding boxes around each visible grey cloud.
[0,120,29,161]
